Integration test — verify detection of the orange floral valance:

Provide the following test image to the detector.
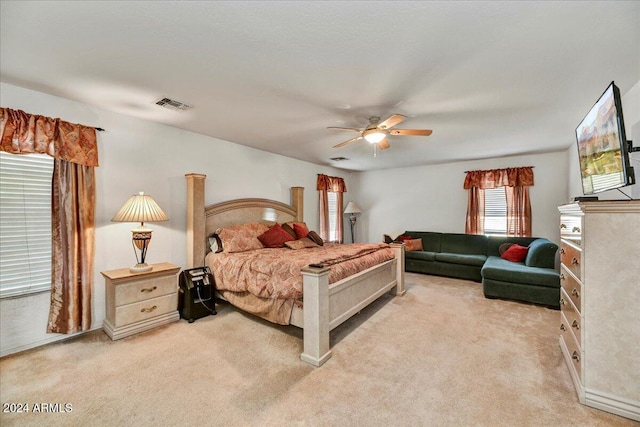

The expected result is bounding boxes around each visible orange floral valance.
[0,107,99,167]
[317,174,347,192]
[463,167,534,189]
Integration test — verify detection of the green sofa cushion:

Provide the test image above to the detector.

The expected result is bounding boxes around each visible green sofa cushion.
[525,238,558,269]
[440,233,487,255]
[405,250,437,262]
[482,256,559,288]
[434,253,487,266]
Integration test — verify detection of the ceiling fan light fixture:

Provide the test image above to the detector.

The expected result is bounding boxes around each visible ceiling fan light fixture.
[363,129,386,144]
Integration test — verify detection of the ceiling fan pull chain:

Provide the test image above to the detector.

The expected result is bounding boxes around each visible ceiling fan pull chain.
[373,144,377,158]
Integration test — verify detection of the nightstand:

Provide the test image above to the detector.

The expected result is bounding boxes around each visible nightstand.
[101,262,180,340]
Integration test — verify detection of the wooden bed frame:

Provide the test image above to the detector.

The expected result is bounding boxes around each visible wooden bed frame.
[185,173,405,366]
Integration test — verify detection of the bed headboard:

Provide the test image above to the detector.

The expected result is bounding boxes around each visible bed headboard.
[185,173,304,268]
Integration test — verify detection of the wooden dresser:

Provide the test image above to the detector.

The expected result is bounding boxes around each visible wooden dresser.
[101,262,180,340]
[558,201,640,422]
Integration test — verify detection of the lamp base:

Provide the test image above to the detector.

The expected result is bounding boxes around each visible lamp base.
[130,263,153,273]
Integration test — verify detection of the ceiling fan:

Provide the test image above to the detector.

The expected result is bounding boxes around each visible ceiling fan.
[328,114,432,151]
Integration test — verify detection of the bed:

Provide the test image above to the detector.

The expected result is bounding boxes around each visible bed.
[185,173,405,366]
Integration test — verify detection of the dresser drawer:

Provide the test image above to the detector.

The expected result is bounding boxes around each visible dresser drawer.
[560,241,582,280]
[560,312,582,382]
[115,274,177,306]
[560,265,582,312]
[560,215,582,243]
[114,293,178,328]
[560,288,582,346]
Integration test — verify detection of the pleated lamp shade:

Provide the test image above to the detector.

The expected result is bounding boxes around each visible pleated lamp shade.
[111,192,168,224]
[112,192,168,273]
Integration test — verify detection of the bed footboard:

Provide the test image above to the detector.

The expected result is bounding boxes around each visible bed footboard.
[299,243,405,366]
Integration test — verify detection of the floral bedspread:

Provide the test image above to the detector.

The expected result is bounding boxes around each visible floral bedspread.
[206,243,395,301]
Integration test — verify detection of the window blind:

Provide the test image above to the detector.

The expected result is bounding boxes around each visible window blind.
[484,187,507,235]
[0,152,54,298]
[328,191,338,242]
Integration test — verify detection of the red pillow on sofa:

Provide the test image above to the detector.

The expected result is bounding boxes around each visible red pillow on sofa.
[500,244,529,262]
[258,224,295,248]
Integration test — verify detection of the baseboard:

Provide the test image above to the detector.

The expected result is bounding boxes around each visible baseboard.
[0,322,104,358]
[585,388,640,422]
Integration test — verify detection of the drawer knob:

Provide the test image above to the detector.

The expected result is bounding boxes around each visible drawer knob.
[572,351,580,363]
[571,320,580,330]
[560,323,566,331]
[560,224,567,229]
[560,298,566,305]
[141,305,158,313]
[571,257,579,265]
[559,248,565,255]
[560,274,565,280]
[141,286,158,293]
[571,288,580,298]
[572,226,581,233]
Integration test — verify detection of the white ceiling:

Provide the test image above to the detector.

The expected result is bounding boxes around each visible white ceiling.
[1,1,639,171]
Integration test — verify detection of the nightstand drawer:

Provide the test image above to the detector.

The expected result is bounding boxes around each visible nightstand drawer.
[114,293,178,327]
[115,275,177,306]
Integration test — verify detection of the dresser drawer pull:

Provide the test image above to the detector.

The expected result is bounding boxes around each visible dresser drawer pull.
[572,351,580,363]
[560,298,566,305]
[560,323,566,331]
[571,320,580,330]
[571,257,579,265]
[571,288,580,298]
[572,226,581,233]
[560,224,567,229]
[559,248,565,254]
[560,273,565,280]
[140,286,158,293]
[140,305,158,313]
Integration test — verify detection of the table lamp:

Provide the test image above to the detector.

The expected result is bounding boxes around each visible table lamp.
[112,192,168,273]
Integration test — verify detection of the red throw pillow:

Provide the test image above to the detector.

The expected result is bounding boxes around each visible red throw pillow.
[258,224,295,248]
[500,244,529,262]
[293,222,309,239]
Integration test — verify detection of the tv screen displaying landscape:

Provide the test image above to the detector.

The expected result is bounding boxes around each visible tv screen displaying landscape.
[575,83,628,195]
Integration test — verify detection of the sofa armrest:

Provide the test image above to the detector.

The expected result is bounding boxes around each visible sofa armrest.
[524,239,558,269]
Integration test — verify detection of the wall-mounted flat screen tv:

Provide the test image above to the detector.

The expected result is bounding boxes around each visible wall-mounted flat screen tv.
[575,81,635,195]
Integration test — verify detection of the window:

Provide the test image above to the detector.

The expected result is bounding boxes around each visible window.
[0,152,54,298]
[327,192,338,242]
[484,187,507,235]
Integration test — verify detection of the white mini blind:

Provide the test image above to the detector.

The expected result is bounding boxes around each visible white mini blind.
[328,192,338,242]
[0,152,54,298]
[484,187,507,235]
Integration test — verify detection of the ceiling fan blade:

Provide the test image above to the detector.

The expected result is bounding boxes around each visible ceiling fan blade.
[389,128,433,136]
[378,114,407,130]
[378,139,390,150]
[327,127,362,132]
[333,136,363,149]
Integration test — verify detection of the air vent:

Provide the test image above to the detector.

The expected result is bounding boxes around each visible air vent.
[330,157,348,161]
[154,97,192,111]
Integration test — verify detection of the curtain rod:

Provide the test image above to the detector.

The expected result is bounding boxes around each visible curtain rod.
[464,166,534,173]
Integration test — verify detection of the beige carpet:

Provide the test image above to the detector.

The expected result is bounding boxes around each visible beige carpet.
[0,273,635,426]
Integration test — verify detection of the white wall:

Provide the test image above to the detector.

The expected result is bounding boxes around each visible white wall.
[0,83,352,356]
[567,79,640,200]
[352,151,569,246]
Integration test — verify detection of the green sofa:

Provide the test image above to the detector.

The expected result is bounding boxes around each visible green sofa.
[398,231,560,309]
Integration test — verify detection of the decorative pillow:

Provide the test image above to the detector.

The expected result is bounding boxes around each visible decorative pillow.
[292,222,310,239]
[405,238,423,251]
[499,243,514,255]
[285,237,319,250]
[500,244,529,262]
[216,222,270,253]
[282,223,297,239]
[307,230,324,246]
[208,233,223,253]
[258,224,295,248]
[396,235,413,242]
